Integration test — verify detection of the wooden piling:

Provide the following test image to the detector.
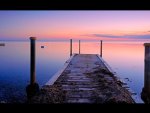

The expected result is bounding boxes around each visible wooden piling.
[79,40,80,54]
[26,37,39,99]
[100,40,103,57]
[30,37,36,85]
[70,39,72,57]
[141,43,150,103]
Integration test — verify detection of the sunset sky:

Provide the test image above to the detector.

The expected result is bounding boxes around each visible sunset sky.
[1,11,150,41]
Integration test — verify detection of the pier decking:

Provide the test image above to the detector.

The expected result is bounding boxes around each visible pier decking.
[29,54,135,103]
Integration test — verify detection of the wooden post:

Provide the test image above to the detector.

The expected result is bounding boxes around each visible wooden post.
[100,40,103,57]
[70,39,72,56]
[141,43,150,103]
[26,37,39,99]
[79,40,80,54]
[30,37,36,85]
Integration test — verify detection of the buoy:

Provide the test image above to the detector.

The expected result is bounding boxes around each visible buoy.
[0,43,5,46]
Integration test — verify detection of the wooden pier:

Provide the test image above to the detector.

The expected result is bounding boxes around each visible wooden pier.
[29,54,135,103]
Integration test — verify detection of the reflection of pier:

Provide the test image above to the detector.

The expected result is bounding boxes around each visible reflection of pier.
[26,37,135,103]
[141,43,150,103]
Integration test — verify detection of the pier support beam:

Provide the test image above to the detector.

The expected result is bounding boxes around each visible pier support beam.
[79,40,80,54]
[70,39,72,57]
[141,43,150,103]
[100,40,103,57]
[26,37,39,99]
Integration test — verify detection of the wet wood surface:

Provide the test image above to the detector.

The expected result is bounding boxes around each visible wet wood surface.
[30,54,135,103]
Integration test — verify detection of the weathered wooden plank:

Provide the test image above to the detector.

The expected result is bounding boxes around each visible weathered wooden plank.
[30,54,136,103]
[45,54,76,85]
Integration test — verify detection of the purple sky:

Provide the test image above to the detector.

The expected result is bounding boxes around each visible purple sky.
[0,11,150,41]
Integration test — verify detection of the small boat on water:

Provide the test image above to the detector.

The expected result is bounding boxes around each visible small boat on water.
[41,46,44,48]
[0,43,5,46]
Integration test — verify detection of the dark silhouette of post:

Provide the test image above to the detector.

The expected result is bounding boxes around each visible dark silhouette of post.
[100,40,103,57]
[26,37,39,99]
[30,37,36,85]
[79,40,80,54]
[141,43,150,103]
[70,39,72,56]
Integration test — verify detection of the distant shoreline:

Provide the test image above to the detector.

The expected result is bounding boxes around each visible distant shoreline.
[0,40,148,44]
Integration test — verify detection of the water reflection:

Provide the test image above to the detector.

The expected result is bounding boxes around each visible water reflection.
[0,41,146,103]
[103,43,144,100]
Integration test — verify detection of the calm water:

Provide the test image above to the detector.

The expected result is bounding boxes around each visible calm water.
[0,41,145,103]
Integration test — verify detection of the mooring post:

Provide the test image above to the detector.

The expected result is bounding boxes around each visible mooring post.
[141,43,150,103]
[100,40,103,57]
[26,37,39,99]
[70,39,72,56]
[30,37,36,85]
[79,40,80,54]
